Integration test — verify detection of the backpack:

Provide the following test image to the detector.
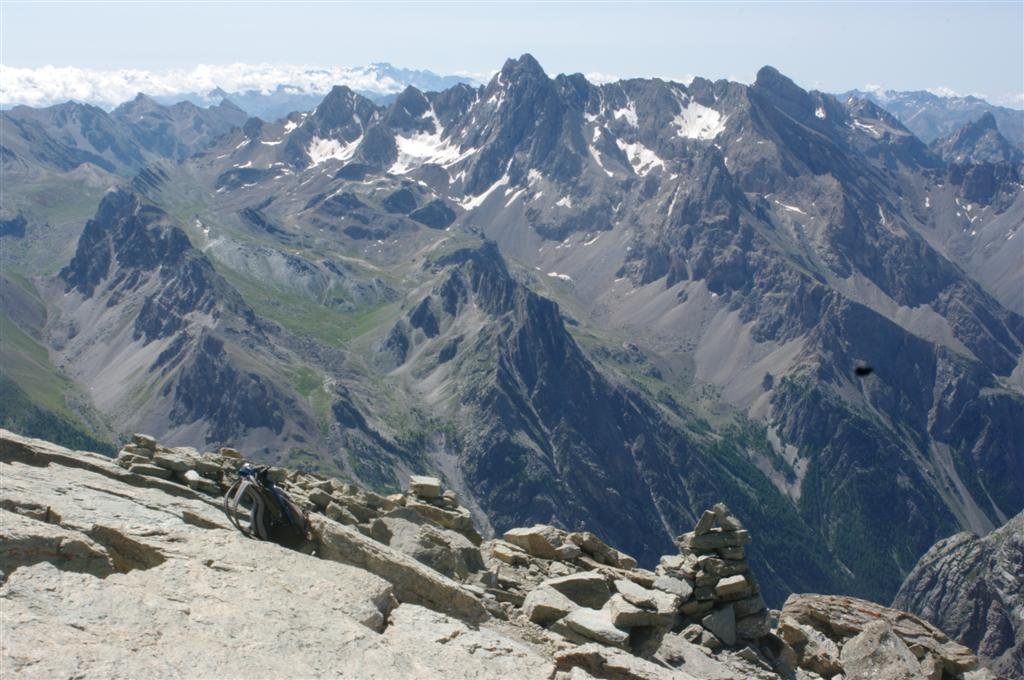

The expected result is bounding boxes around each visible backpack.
[223,463,310,547]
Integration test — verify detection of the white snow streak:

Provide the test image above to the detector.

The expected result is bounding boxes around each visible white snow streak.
[616,139,665,176]
[673,98,727,140]
[613,103,638,126]
[307,135,361,166]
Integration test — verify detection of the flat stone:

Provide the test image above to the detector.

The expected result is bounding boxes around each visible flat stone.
[715,574,752,599]
[181,470,218,495]
[677,529,751,551]
[128,463,173,479]
[488,540,529,566]
[606,594,670,629]
[702,605,736,647]
[194,458,223,476]
[307,488,334,509]
[311,515,488,623]
[409,475,442,498]
[544,571,612,609]
[218,447,242,459]
[555,543,582,561]
[614,578,658,609]
[840,620,922,680]
[653,575,693,601]
[694,510,717,535]
[563,608,630,648]
[522,586,578,626]
[406,501,478,543]
[131,434,157,450]
[152,452,192,473]
[503,525,567,560]
[568,531,637,570]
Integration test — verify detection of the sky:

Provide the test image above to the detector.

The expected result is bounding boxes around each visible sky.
[2,1,1022,107]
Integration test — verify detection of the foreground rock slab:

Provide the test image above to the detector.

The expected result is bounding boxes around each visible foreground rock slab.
[0,431,549,679]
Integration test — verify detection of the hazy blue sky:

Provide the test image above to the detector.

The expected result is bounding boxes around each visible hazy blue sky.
[3,1,1022,104]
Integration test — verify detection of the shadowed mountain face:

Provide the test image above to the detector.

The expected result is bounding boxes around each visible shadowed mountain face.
[2,55,1021,608]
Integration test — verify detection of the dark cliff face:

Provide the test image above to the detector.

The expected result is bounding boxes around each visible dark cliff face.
[60,189,253,344]
[893,513,1024,678]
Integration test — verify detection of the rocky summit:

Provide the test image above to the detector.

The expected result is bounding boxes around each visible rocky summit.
[0,429,1003,679]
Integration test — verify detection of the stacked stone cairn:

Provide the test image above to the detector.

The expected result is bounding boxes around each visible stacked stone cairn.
[668,502,771,647]
[486,502,771,659]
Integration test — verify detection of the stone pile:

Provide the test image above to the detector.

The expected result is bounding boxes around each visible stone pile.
[115,435,486,578]
[482,504,773,661]
[666,502,771,647]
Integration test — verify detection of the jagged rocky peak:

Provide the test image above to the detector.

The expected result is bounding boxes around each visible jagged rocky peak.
[61,189,201,282]
[932,111,1023,165]
[498,52,549,83]
[60,188,187,297]
[308,84,377,134]
[112,92,162,115]
[2,430,999,679]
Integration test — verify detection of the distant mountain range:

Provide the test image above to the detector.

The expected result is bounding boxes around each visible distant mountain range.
[4,62,1022,146]
[0,62,478,116]
[2,54,1021,613]
[841,88,1024,147]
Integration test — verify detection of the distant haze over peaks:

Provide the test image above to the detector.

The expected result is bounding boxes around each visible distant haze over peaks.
[0,62,480,111]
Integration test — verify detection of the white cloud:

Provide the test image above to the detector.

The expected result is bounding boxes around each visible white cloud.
[583,72,621,85]
[989,92,1024,109]
[926,85,962,98]
[0,63,466,109]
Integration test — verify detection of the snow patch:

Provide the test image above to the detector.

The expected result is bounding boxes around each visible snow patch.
[616,139,665,176]
[673,99,726,140]
[852,119,880,136]
[774,200,806,215]
[389,110,475,174]
[613,103,638,126]
[504,188,525,207]
[458,174,509,210]
[555,196,573,208]
[814,107,826,119]
[307,135,361,166]
[547,272,573,282]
